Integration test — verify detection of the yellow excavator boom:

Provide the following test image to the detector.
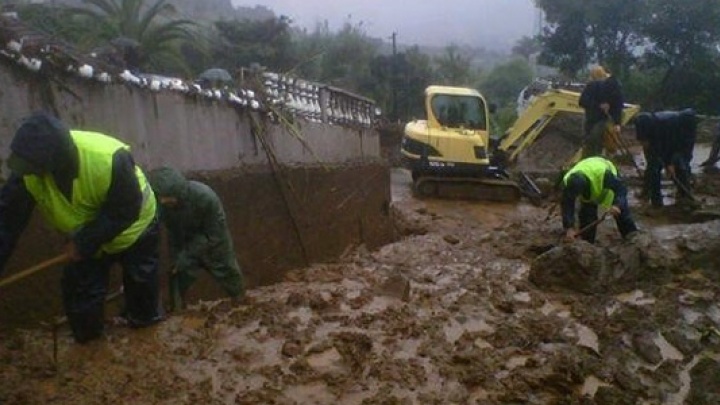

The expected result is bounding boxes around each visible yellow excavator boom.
[498,89,640,164]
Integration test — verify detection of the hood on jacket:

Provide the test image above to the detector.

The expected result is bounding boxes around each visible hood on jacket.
[148,166,190,200]
[678,108,698,134]
[8,112,74,175]
[633,112,655,142]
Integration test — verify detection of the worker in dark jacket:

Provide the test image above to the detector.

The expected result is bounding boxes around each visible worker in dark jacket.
[148,167,244,310]
[561,157,638,243]
[634,109,697,207]
[701,121,720,168]
[0,112,162,343]
[579,66,624,158]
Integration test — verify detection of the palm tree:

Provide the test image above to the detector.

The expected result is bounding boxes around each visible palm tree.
[71,0,196,74]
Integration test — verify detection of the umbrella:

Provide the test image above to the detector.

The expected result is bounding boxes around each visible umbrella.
[198,68,233,83]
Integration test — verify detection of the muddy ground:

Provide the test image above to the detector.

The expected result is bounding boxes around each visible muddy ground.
[3,151,720,404]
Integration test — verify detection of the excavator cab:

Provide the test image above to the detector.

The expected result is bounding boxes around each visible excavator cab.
[400,83,641,203]
[401,86,523,201]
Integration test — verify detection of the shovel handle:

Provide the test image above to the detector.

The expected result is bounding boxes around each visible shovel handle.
[0,253,71,289]
[577,212,609,236]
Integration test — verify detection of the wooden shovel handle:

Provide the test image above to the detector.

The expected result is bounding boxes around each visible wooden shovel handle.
[0,253,71,289]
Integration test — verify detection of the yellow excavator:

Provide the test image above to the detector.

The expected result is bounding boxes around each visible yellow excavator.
[400,85,640,201]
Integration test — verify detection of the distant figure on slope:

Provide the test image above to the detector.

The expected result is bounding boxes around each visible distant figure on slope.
[579,65,624,158]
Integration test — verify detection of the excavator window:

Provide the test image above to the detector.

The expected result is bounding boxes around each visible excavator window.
[431,95,487,130]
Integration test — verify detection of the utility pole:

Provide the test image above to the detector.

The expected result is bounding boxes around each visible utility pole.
[390,31,398,122]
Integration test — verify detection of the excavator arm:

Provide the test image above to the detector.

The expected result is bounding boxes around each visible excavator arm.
[497,89,640,164]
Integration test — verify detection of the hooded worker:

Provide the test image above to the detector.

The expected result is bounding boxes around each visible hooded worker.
[0,112,162,343]
[560,157,638,243]
[579,65,625,158]
[147,167,244,310]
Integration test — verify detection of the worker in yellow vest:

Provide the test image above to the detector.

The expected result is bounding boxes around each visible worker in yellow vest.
[561,157,639,243]
[0,113,163,343]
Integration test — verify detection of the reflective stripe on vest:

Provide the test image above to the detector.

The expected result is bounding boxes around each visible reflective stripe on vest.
[563,157,618,208]
[24,130,156,254]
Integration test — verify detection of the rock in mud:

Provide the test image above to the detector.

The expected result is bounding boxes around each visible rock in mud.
[631,333,663,365]
[376,272,411,301]
[688,357,720,404]
[529,234,672,294]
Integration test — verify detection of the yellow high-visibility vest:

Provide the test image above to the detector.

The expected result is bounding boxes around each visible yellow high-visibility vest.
[24,130,156,254]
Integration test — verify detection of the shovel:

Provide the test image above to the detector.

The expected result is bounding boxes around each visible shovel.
[669,171,697,203]
[533,212,611,255]
[0,253,71,289]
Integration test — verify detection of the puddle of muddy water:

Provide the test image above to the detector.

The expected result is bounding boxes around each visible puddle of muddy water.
[306,347,346,374]
[581,375,611,397]
[505,355,529,370]
[575,324,600,354]
[444,317,494,343]
[616,290,656,306]
[540,301,572,318]
[654,333,684,362]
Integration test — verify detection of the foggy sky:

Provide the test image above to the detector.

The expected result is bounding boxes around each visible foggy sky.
[232,0,538,50]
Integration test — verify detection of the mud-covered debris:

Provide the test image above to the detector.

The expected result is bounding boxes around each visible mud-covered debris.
[281,339,304,357]
[391,204,429,236]
[376,273,411,301]
[530,234,673,294]
[688,357,720,403]
[331,332,373,373]
[443,234,460,245]
[631,333,663,364]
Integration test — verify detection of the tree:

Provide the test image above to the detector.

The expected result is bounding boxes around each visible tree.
[478,58,534,107]
[212,15,296,73]
[365,46,433,121]
[434,44,475,86]
[535,0,643,78]
[70,0,196,74]
[639,0,720,109]
[512,36,542,60]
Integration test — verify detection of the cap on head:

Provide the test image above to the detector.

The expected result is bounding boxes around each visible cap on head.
[589,65,609,80]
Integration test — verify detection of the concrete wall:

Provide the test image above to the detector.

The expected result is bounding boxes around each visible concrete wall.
[0,61,379,172]
[0,59,394,327]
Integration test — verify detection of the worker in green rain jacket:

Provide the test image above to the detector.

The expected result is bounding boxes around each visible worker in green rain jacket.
[560,157,639,243]
[148,167,244,310]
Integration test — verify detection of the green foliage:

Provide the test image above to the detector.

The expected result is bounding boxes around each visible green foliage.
[213,15,296,73]
[17,4,88,45]
[512,36,542,60]
[69,0,196,74]
[492,104,519,139]
[478,58,534,107]
[433,44,477,86]
[535,0,720,113]
[622,68,665,110]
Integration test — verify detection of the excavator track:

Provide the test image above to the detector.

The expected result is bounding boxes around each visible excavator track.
[413,176,523,202]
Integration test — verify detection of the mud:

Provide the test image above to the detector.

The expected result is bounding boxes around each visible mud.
[2,163,720,404]
[0,162,394,327]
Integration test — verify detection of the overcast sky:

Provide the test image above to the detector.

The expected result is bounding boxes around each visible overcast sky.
[233,0,539,50]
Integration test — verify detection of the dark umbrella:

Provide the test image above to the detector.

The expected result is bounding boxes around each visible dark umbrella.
[198,68,233,83]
